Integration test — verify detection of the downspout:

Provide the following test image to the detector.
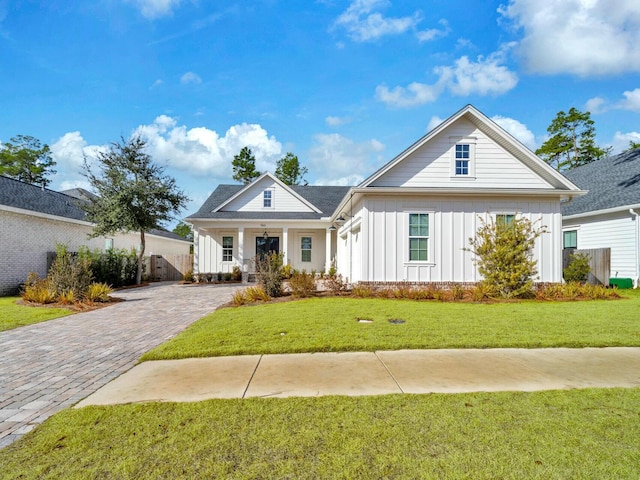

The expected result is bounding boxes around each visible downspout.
[630,209,640,288]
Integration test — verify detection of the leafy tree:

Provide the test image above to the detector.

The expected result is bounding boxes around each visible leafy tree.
[466,215,547,298]
[0,135,56,187]
[172,221,193,241]
[275,152,308,185]
[628,141,640,150]
[232,146,260,184]
[535,107,611,171]
[82,136,189,284]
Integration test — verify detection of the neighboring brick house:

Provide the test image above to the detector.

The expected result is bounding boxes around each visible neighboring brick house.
[0,175,191,295]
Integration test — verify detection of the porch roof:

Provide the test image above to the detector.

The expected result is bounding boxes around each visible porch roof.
[186,184,350,220]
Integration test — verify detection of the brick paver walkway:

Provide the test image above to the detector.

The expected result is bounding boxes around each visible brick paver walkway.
[0,282,238,448]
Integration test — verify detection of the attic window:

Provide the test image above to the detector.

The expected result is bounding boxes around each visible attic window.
[263,189,273,208]
[450,137,476,178]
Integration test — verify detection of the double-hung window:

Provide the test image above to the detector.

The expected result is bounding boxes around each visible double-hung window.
[263,190,272,208]
[222,236,233,262]
[408,213,429,262]
[455,144,470,175]
[301,236,312,262]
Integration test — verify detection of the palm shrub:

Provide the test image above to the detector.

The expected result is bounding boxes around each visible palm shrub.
[84,282,112,302]
[466,215,546,298]
[253,252,284,297]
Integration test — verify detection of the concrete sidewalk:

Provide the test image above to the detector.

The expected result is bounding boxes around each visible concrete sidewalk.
[77,347,640,406]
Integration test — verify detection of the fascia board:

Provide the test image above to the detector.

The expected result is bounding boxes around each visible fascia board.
[563,203,640,220]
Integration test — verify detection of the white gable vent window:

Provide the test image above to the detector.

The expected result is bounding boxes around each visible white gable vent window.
[450,137,476,179]
[263,189,273,208]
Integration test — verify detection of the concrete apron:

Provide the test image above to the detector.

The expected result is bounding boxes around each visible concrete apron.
[76,347,640,407]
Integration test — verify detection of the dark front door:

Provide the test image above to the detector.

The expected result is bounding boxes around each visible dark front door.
[256,237,279,258]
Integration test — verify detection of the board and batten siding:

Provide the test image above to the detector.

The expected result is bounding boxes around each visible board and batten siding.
[369,118,551,190]
[357,196,562,283]
[564,212,638,279]
[222,177,314,213]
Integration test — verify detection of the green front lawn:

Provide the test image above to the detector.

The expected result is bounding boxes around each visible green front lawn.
[0,297,73,333]
[142,291,640,361]
[1,389,638,479]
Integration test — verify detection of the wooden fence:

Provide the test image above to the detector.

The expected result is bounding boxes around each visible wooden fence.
[145,254,193,281]
[562,248,610,285]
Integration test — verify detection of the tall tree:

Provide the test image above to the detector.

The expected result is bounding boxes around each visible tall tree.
[82,136,189,284]
[275,152,308,185]
[232,146,260,184]
[0,135,56,187]
[172,221,193,242]
[535,107,611,171]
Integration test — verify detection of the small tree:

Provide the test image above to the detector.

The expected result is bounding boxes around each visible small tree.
[275,152,308,185]
[172,221,193,241]
[82,136,189,284]
[232,146,260,184]
[253,251,284,297]
[0,135,56,187]
[466,215,547,298]
[535,108,611,171]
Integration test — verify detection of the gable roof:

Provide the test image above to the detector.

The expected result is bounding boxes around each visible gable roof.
[0,175,188,241]
[186,182,351,220]
[359,104,581,192]
[562,148,640,217]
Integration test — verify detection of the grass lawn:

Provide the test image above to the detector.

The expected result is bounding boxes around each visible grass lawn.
[142,290,640,361]
[1,388,638,479]
[0,296,73,333]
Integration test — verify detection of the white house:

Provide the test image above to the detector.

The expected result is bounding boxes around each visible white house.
[188,105,584,284]
[562,148,640,287]
[0,176,191,295]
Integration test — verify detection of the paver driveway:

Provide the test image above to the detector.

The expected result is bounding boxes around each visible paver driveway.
[0,282,238,448]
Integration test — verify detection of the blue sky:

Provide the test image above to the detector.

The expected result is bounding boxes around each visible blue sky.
[1,0,639,225]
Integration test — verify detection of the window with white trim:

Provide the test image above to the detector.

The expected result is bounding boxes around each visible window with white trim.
[455,144,470,175]
[263,189,272,208]
[408,213,429,262]
[563,230,577,249]
[301,236,312,262]
[222,236,233,262]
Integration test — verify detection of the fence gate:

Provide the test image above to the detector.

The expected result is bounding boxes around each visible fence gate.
[562,248,611,285]
[148,254,193,281]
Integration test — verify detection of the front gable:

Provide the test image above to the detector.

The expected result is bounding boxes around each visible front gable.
[361,105,579,193]
[216,173,319,213]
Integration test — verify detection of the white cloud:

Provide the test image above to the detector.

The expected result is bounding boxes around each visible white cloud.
[127,0,182,19]
[333,0,423,42]
[491,115,536,150]
[180,72,202,85]
[426,116,444,132]
[612,131,640,153]
[325,115,352,127]
[416,19,450,42]
[499,0,640,76]
[585,96,607,114]
[50,131,107,169]
[617,88,640,112]
[133,116,282,175]
[150,79,163,89]
[309,133,384,185]
[376,47,517,107]
[585,88,640,114]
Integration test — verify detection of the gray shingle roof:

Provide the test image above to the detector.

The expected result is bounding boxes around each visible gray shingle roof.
[0,175,188,241]
[561,148,640,216]
[186,184,351,220]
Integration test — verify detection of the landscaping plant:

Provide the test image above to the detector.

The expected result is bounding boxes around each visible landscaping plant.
[253,252,284,297]
[466,215,546,298]
[563,251,591,283]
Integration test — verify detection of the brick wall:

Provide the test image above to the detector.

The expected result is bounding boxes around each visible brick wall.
[0,209,190,295]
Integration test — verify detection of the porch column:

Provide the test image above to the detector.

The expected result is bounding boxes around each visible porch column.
[325,228,332,273]
[238,227,244,274]
[282,227,289,265]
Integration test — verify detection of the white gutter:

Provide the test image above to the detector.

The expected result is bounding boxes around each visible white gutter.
[630,208,640,288]
[563,203,640,221]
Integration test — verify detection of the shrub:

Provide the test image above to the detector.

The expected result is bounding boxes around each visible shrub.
[466,215,546,299]
[289,270,317,297]
[245,285,271,303]
[232,265,242,282]
[85,282,112,302]
[21,273,57,304]
[352,284,375,298]
[223,272,233,282]
[47,244,93,299]
[451,284,465,300]
[88,247,139,287]
[232,289,248,306]
[253,252,284,297]
[281,264,294,280]
[58,290,76,305]
[182,269,194,282]
[325,273,348,294]
[563,252,591,283]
